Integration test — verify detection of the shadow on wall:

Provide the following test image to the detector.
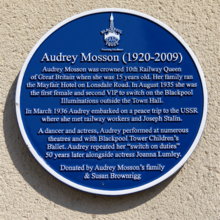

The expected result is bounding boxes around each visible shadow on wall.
[3,75,178,214]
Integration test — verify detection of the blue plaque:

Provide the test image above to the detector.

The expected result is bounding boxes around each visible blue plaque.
[16,9,207,195]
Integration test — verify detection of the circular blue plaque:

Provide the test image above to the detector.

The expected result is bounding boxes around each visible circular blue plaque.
[16,9,207,195]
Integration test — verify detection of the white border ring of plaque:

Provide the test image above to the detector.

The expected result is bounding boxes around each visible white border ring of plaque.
[15,8,208,196]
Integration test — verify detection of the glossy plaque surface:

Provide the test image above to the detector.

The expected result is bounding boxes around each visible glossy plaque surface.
[16,9,207,195]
